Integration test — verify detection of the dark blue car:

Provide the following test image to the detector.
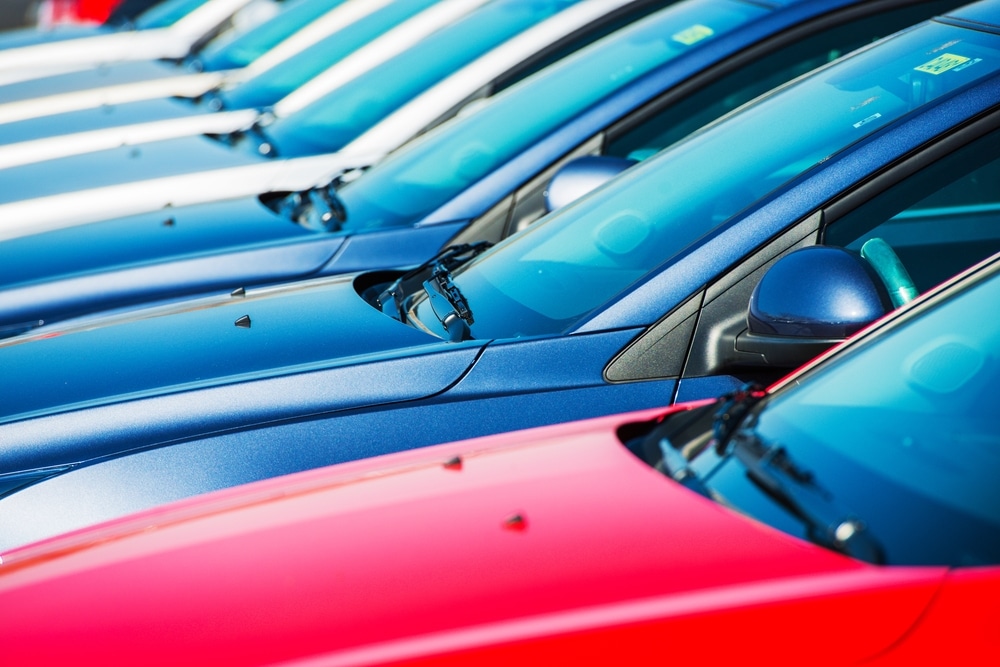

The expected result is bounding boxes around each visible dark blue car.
[3,0,1000,550]
[0,0,960,335]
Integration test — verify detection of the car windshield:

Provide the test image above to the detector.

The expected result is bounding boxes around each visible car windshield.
[262,0,583,158]
[134,0,211,29]
[409,19,1000,340]
[197,0,347,71]
[337,0,770,231]
[218,0,439,110]
[717,263,1000,567]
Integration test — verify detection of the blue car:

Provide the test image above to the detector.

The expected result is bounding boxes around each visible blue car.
[0,0,447,142]
[0,0,960,335]
[0,0,353,109]
[0,0,267,72]
[3,0,1000,550]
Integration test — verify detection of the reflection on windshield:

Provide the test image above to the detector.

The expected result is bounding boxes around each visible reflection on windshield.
[413,20,1000,340]
[264,0,582,157]
[737,264,1000,566]
[338,0,768,231]
[219,0,438,111]
[197,0,347,72]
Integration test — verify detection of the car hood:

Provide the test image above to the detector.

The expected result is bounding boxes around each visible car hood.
[0,145,382,239]
[0,272,463,426]
[0,409,946,665]
[0,58,182,105]
[0,133,262,205]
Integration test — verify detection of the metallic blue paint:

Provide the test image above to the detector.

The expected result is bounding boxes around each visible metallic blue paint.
[0,0,957,332]
[748,247,890,338]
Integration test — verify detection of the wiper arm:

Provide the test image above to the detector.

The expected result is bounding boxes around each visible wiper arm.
[724,428,885,564]
[275,182,347,233]
[377,242,491,324]
[423,263,474,342]
[712,384,768,455]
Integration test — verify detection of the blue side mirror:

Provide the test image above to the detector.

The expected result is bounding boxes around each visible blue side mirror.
[544,156,636,213]
[735,246,893,368]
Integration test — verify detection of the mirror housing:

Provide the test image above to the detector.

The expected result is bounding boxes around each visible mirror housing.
[544,155,636,213]
[735,247,892,369]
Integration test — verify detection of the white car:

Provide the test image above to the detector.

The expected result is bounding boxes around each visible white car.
[0,0,665,240]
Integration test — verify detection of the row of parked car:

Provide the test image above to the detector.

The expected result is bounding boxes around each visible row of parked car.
[0,0,998,662]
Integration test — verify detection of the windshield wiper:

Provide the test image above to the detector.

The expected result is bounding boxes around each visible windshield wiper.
[722,426,885,564]
[377,242,491,331]
[712,384,768,455]
[274,182,347,232]
[423,263,474,342]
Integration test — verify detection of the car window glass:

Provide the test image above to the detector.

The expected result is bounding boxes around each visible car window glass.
[411,20,1000,341]
[825,125,1000,295]
[219,0,439,110]
[338,0,770,231]
[606,0,965,159]
[743,267,1000,566]
[197,0,346,71]
[264,0,583,157]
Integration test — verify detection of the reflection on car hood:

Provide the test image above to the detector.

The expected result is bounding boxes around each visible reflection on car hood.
[0,409,945,664]
[0,273,449,425]
[0,133,261,205]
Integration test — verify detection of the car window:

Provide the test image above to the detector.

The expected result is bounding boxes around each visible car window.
[412,19,1000,341]
[218,0,439,110]
[337,0,772,231]
[263,0,583,157]
[606,0,965,159]
[825,125,1000,297]
[740,264,1000,566]
[197,0,346,71]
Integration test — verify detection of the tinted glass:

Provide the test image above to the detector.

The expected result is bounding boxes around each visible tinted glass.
[411,20,1000,340]
[264,0,582,157]
[338,0,769,231]
[198,0,346,71]
[826,125,1000,295]
[607,0,965,159]
[734,267,1000,566]
[219,0,439,110]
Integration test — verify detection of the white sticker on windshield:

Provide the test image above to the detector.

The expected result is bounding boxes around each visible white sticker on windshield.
[853,113,882,129]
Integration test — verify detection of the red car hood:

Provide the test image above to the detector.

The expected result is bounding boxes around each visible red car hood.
[0,406,945,665]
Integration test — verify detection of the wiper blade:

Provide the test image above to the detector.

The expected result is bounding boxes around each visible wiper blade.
[377,242,491,324]
[724,428,885,564]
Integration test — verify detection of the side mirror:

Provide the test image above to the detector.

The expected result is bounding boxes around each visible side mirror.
[735,247,892,368]
[544,155,636,213]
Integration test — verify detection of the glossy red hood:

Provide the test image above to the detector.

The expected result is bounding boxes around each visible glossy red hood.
[0,406,944,665]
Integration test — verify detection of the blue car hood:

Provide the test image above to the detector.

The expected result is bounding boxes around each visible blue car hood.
[0,96,207,145]
[0,272,467,425]
[0,58,180,105]
[0,133,260,203]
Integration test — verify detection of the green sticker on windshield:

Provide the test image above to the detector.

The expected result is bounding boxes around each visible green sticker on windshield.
[672,24,714,46]
[915,53,970,75]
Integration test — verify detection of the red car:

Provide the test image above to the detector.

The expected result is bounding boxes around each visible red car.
[0,248,997,664]
[35,0,123,25]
